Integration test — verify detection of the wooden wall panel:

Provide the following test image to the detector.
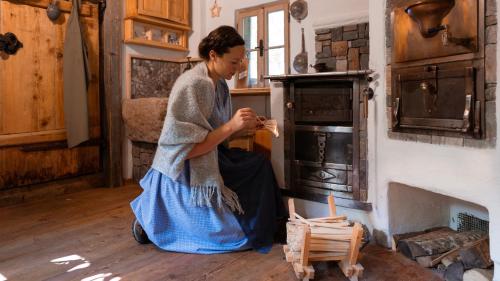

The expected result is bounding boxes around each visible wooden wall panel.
[0,0,101,189]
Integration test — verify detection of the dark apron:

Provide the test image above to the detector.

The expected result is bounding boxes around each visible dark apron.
[218,145,288,253]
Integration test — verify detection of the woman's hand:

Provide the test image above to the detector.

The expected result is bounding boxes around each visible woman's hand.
[186,108,257,159]
[228,107,257,133]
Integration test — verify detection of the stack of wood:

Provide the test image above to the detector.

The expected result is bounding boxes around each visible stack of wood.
[393,228,493,281]
[283,195,364,281]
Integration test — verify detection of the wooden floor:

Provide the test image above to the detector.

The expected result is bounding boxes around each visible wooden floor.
[0,184,443,281]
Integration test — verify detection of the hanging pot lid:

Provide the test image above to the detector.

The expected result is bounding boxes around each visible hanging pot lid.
[290,0,308,22]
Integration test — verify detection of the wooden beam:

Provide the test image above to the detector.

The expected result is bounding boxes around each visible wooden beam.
[101,0,123,187]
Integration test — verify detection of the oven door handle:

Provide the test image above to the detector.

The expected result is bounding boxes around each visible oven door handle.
[393,97,400,127]
[462,94,472,132]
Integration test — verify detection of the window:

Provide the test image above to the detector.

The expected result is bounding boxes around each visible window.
[235,1,289,88]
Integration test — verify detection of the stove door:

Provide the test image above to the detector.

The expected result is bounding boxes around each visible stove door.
[392,61,479,135]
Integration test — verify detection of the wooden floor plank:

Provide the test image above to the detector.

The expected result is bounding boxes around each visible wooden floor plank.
[0,184,443,281]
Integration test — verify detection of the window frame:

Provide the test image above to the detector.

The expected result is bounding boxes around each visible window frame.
[235,0,290,88]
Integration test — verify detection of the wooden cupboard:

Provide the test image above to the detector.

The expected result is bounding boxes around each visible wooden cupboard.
[125,0,190,51]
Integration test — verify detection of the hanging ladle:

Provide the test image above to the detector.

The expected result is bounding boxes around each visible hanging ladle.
[47,0,61,21]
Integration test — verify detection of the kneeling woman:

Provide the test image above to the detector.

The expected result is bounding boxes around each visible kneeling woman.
[130,25,287,254]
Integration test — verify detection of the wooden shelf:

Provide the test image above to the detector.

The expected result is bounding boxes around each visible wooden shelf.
[124,18,188,51]
[230,87,270,96]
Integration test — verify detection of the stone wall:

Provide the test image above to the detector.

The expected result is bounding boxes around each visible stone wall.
[385,0,497,148]
[314,23,370,71]
[129,59,197,181]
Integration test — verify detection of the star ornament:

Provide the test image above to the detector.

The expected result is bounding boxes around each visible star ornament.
[210,0,221,18]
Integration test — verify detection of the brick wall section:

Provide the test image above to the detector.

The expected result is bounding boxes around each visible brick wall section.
[315,24,370,200]
[314,23,370,71]
[386,0,497,148]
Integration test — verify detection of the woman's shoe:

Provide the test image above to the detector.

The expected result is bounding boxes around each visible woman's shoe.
[131,218,151,244]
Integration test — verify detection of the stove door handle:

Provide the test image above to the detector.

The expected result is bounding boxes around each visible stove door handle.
[462,94,472,132]
[393,97,400,127]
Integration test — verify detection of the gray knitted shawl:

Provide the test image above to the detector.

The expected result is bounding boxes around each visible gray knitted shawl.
[151,63,243,214]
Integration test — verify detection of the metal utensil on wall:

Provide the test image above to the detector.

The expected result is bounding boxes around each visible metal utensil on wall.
[47,0,61,21]
[293,28,308,74]
[290,0,308,23]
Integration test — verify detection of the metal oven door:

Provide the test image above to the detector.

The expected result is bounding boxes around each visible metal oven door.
[294,81,353,123]
[292,125,353,198]
[392,61,481,136]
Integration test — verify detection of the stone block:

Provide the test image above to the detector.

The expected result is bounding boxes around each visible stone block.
[316,50,330,59]
[322,40,331,46]
[431,135,464,146]
[348,48,360,70]
[365,23,369,38]
[122,97,168,143]
[485,44,497,84]
[315,41,323,53]
[343,24,358,32]
[360,46,370,54]
[332,27,343,41]
[315,28,331,35]
[360,53,369,69]
[316,57,336,71]
[343,31,358,41]
[331,41,348,56]
[336,56,347,60]
[485,84,496,101]
[485,101,497,139]
[486,15,497,26]
[486,25,497,44]
[358,23,366,39]
[322,45,332,57]
[463,269,494,281]
[486,0,497,16]
[350,39,368,48]
[315,33,332,41]
[336,59,348,71]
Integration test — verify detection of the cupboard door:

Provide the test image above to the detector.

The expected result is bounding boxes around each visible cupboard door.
[166,0,188,25]
[0,1,101,189]
[138,0,168,19]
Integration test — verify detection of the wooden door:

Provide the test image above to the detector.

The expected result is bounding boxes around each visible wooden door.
[0,0,101,189]
[138,0,168,19]
[166,0,188,25]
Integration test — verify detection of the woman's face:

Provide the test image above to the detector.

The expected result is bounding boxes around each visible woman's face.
[209,45,246,80]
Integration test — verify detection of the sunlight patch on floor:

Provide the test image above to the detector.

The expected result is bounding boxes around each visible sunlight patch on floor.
[50,254,92,272]
[0,273,7,281]
[81,273,121,281]
[51,254,86,264]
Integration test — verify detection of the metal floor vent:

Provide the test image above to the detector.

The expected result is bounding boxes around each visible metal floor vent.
[457,212,489,233]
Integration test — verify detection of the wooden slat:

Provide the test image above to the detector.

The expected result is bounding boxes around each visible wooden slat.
[0,130,66,147]
[3,0,96,17]
[300,226,311,267]
[230,87,271,96]
[328,195,337,216]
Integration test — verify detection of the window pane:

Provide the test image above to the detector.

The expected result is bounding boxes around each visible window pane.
[242,16,258,50]
[267,47,285,76]
[267,10,284,47]
[248,50,259,86]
